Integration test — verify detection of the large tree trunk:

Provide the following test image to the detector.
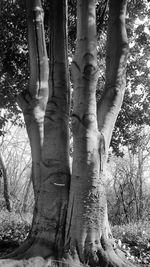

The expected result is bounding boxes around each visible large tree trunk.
[25,0,70,258]
[6,0,71,260]
[64,0,134,266]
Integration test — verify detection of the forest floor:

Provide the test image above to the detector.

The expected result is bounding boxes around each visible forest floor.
[0,211,150,266]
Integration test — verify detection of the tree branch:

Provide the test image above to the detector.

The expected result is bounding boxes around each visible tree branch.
[97,0,129,150]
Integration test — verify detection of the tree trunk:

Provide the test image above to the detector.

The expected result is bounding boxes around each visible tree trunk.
[137,146,143,220]
[6,0,71,260]
[26,0,70,258]
[64,0,134,266]
[1,0,49,259]
[0,153,11,211]
[97,0,129,153]
[22,174,32,213]
[17,0,49,198]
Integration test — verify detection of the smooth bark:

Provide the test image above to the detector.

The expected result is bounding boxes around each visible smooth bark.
[97,0,129,152]
[17,0,49,197]
[65,0,107,263]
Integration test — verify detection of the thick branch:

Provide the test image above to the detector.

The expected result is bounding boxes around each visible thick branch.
[17,0,49,196]
[73,0,98,76]
[26,0,49,97]
[71,0,99,128]
[49,0,70,108]
[97,0,129,150]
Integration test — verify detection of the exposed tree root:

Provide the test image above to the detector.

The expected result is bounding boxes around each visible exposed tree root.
[0,237,35,259]
[63,235,136,267]
[14,240,53,260]
[0,233,136,267]
[0,237,54,260]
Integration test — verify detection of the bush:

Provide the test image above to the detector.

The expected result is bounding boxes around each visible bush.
[112,221,150,266]
[0,210,31,243]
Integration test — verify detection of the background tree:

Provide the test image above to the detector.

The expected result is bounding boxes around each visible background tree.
[0,153,11,212]
[0,123,32,214]
[107,127,150,225]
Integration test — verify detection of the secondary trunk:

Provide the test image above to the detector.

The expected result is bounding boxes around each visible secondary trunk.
[1,0,49,259]
[64,0,134,266]
[97,0,129,152]
[17,0,49,198]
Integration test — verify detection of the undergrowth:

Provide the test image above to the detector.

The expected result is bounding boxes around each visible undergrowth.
[0,211,150,266]
[0,210,31,256]
[112,220,150,266]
